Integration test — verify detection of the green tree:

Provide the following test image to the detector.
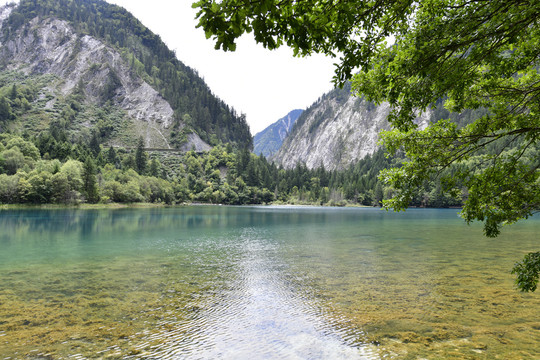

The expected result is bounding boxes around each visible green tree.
[373,182,383,207]
[0,151,5,174]
[0,96,13,122]
[1,147,26,175]
[106,145,119,167]
[101,66,122,102]
[89,132,101,157]
[27,171,53,204]
[9,84,18,100]
[310,177,320,201]
[135,137,147,175]
[60,159,84,195]
[50,171,71,203]
[82,157,99,203]
[5,137,40,160]
[149,158,161,177]
[194,0,540,291]
[0,174,19,203]
[122,154,137,170]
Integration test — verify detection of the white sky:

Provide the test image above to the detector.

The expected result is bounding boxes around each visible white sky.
[1,0,337,135]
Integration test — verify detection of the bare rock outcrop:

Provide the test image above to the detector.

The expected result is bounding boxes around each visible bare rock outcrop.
[0,7,209,151]
[273,87,430,170]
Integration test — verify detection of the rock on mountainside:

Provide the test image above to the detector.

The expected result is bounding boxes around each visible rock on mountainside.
[0,0,250,150]
[1,10,196,149]
[273,84,431,171]
[253,109,302,157]
[0,3,208,150]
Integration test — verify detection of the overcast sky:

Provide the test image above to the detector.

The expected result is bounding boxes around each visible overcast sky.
[1,0,337,134]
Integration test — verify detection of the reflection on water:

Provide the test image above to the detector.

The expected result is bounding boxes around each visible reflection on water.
[227,234,341,356]
[0,206,538,359]
[152,228,373,359]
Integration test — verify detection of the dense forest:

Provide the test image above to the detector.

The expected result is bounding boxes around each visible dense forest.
[1,0,252,149]
[0,124,465,207]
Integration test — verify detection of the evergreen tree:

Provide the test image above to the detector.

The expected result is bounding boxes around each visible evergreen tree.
[9,84,18,100]
[373,182,383,207]
[89,132,101,156]
[106,145,118,167]
[82,156,99,203]
[149,158,160,177]
[0,97,13,122]
[135,137,147,174]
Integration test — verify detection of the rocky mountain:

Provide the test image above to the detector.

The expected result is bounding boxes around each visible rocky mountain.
[253,109,302,157]
[0,0,251,150]
[273,84,431,170]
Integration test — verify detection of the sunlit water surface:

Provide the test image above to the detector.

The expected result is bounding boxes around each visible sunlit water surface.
[0,206,538,359]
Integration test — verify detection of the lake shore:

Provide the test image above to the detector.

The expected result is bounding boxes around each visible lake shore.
[0,201,375,210]
[0,202,177,210]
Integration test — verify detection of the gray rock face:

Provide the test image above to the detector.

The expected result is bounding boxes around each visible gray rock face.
[253,109,303,157]
[0,5,13,37]
[273,87,430,170]
[0,7,209,151]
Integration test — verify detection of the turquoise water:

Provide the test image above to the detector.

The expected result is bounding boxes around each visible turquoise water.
[0,206,538,359]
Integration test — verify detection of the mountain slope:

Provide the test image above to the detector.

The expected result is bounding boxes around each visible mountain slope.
[273,84,431,170]
[253,109,302,157]
[0,0,251,149]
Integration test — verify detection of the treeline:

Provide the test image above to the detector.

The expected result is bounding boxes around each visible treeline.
[2,0,252,148]
[0,127,464,208]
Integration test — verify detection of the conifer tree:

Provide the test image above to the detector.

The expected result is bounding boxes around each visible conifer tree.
[82,156,99,203]
[0,97,13,122]
[135,137,147,174]
[106,145,118,167]
[89,132,101,157]
[149,158,161,177]
[9,84,17,100]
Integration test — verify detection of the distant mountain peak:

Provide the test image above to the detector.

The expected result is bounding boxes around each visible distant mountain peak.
[273,86,431,170]
[253,109,303,157]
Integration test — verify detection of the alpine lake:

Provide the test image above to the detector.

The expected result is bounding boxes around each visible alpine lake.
[0,206,538,359]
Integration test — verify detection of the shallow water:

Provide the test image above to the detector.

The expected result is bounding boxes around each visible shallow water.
[0,206,538,359]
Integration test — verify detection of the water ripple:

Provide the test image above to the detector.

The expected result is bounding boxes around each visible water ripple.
[142,228,377,359]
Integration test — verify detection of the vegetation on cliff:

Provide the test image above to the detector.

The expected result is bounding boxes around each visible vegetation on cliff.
[0,129,464,209]
[1,0,252,148]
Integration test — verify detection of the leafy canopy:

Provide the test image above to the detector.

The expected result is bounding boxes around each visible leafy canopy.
[194,0,540,291]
